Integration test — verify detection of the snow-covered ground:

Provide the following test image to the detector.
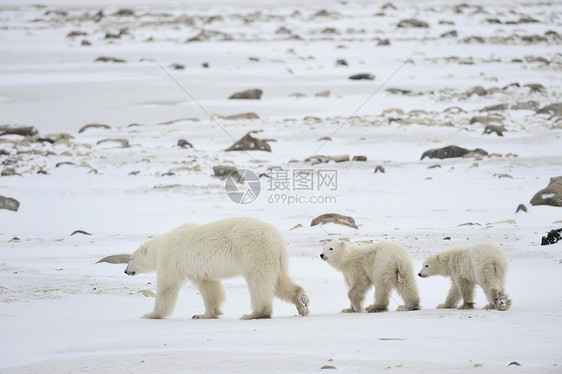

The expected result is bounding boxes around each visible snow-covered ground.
[1,0,561,373]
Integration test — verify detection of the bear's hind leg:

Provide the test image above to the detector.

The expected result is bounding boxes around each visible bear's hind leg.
[143,273,182,319]
[274,271,310,316]
[396,277,421,311]
[241,272,275,320]
[192,280,226,319]
[457,278,476,310]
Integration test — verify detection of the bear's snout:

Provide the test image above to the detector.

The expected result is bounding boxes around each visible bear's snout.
[320,254,326,260]
[124,269,135,276]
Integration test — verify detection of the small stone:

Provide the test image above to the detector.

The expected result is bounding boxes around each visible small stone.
[177,139,193,148]
[516,204,527,213]
[170,63,185,70]
[225,112,260,120]
[228,89,263,100]
[315,90,330,98]
[94,56,126,63]
[311,213,358,229]
[0,195,20,212]
[374,165,385,173]
[352,155,367,162]
[397,19,429,28]
[349,73,375,80]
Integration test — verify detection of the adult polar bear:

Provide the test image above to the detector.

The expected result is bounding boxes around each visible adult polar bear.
[418,243,511,311]
[124,217,310,320]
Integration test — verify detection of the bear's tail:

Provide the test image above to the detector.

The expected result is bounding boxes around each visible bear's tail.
[274,250,310,316]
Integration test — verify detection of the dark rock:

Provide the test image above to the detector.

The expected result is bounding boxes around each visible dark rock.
[352,155,367,162]
[397,19,429,28]
[483,125,506,136]
[177,139,193,148]
[96,254,131,264]
[485,18,502,24]
[81,40,91,46]
[56,162,74,168]
[525,56,549,64]
[79,123,111,133]
[541,228,561,246]
[521,35,547,43]
[463,36,485,43]
[440,30,457,38]
[170,63,185,70]
[530,176,562,207]
[228,89,263,100]
[311,213,358,229]
[186,30,232,43]
[381,2,397,10]
[202,62,210,68]
[420,145,488,160]
[1,168,19,176]
[503,82,520,90]
[66,30,88,37]
[537,103,562,116]
[71,230,92,236]
[377,38,390,46]
[225,130,273,152]
[349,73,375,80]
[374,165,385,173]
[0,195,19,212]
[518,17,539,24]
[515,204,527,213]
[94,56,126,63]
[386,88,411,95]
[524,83,545,92]
[0,125,38,137]
[336,59,348,66]
[481,103,509,111]
[114,9,135,16]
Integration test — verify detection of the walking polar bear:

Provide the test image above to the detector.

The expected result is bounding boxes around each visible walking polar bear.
[320,240,420,313]
[124,217,310,320]
[418,243,511,311]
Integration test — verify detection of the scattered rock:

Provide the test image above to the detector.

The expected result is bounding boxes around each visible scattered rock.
[321,365,337,370]
[386,88,411,95]
[0,195,20,212]
[290,223,303,230]
[96,254,131,264]
[305,155,350,164]
[397,19,429,28]
[202,62,210,68]
[228,89,263,100]
[170,63,185,70]
[541,228,561,245]
[349,73,375,80]
[483,125,506,136]
[225,130,273,152]
[516,204,527,213]
[94,56,126,63]
[1,168,19,176]
[315,90,330,98]
[66,30,88,37]
[465,86,487,97]
[225,112,260,120]
[311,213,358,229]
[352,155,367,162]
[138,290,155,297]
[177,139,193,148]
[0,125,38,137]
[493,173,513,179]
[374,165,385,173]
[70,230,92,236]
[530,176,562,207]
[317,136,331,142]
[96,138,130,148]
[508,362,522,367]
[421,145,488,160]
[187,30,232,43]
[463,36,485,43]
[524,83,545,93]
[114,8,135,17]
[56,162,74,168]
[78,123,111,133]
[511,101,539,111]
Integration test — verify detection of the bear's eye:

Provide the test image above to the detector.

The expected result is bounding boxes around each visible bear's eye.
[425,264,429,268]
[329,247,333,251]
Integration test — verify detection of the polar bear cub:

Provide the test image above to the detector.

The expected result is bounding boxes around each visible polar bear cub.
[418,242,511,311]
[125,217,310,320]
[321,240,420,313]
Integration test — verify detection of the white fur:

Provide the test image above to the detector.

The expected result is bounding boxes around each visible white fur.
[321,240,420,313]
[125,217,309,320]
[418,242,511,311]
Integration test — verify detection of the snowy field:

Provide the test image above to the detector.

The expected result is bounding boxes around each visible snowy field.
[1,0,562,373]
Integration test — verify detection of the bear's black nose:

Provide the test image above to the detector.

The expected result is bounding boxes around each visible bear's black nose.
[418,273,422,277]
[320,254,325,259]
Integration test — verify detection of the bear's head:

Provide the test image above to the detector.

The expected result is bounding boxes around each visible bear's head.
[320,240,347,264]
[418,254,441,278]
[124,242,157,276]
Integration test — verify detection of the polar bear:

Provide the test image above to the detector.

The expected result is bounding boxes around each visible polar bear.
[124,217,310,320]
[418,243,511,311]
[320,240,420,313]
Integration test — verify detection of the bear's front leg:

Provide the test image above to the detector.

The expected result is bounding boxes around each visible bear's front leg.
[437,280,462,309]
[192,280,225,319]
[345,278,371,313]
[143,274,181,319]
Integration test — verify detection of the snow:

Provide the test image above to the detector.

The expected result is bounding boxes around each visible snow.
[1,0,562,373]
